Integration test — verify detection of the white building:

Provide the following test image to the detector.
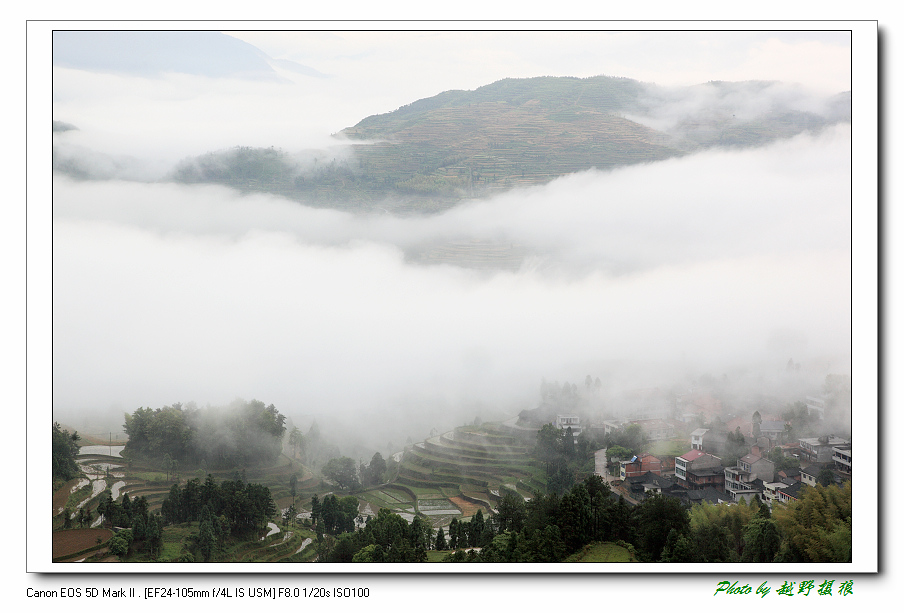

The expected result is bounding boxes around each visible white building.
[555,415,582,436]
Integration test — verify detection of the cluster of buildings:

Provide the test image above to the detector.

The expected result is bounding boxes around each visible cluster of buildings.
[612,433,852,508]
[533,384,852,509]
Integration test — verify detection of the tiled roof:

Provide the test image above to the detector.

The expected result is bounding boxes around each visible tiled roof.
[679,449,706,461]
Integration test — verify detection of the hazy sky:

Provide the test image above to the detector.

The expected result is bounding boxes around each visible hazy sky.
[47,28,858,444]
[50,30,852,168]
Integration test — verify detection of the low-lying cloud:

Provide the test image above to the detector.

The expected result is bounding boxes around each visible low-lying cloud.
[52,125,852,444]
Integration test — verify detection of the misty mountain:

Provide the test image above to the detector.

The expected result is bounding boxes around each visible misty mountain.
[160,75,851,213]
[52,31,324,80]
[52,120,78,133]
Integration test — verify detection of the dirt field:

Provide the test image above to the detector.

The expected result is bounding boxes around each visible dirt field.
[449,496,482,518]
[53,528,113,560]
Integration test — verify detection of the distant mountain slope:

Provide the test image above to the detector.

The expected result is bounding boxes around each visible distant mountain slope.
[57,74,851,214]
[52,31,323,80]
[338,76,683,207]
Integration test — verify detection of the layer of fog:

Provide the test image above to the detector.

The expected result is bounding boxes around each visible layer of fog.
[52,126,852,448]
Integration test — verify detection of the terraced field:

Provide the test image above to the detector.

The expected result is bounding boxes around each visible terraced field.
[53,421,548,560]
[383,422,545,529]
[52,445,321,560]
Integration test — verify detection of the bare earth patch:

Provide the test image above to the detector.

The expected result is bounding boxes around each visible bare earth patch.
[449,496,481,517]
[53,528,113,560]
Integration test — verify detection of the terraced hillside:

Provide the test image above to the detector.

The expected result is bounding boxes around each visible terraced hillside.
[53,445,323,562]
[380,422,545,529]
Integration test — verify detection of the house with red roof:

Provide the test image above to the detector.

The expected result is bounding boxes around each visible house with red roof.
[674,449,724,490]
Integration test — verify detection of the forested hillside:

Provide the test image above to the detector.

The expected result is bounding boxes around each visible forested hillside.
[164,76,851,213]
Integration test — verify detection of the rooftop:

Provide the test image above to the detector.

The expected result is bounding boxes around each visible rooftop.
[679,449,706,461]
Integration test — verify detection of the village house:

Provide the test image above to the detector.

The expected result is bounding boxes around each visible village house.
[674,449,725,490]
[776,467,801,481]
[555,414,582,436]
[724,452,775,502]
[775,480,808,504]
[762,480,791,508]
[691,428,708,450]
[832,443,852,474]
[619,452,663,480]
[805,394,829,420]
[757,420,787,441]
[624,472,677,501]
[800,464,823,487]
[688,428,731,456]
[668,487,731,506]
[799,435,849,464]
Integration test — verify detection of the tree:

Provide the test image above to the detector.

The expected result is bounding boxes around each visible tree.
[767,446,799,472]
[689,520,733,562]
[283,503,297,527]
[558,484,593,552]
[365,452,387,486]
[310,495,321,526]
[163,453,176,482]
[773,481,852,562]
[660,528,694,562]
[322,457,361,491]
[52,422,81,483]
[723,427,748,467]
[536,423,563,464]
[548,463,575,496]
[435,527,447,551]
[740,517,782,562]
[631,494,690,562]
[816,469,836,487]
[197,518,217,562]
[563,427,575,459]
[352,543,383,563]
[605,445,633,463]
[534,525,566,562]
[288,426,304,459]
[495,492,527,534]
[448,517,461,549]
[752,411,762,437]
[621,424,645,455]
[109,529,133,558]
[469,510,486,547]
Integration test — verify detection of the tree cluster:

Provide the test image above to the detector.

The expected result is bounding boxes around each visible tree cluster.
[94,491,164,558]
[52,422,81,484]
[317,507,433,563]
[447,478,851,564]
[123,399,287,469]
[160,474,277,540]
[773,480,852,562]
[310,494,360,537]
[603,423,646,458]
